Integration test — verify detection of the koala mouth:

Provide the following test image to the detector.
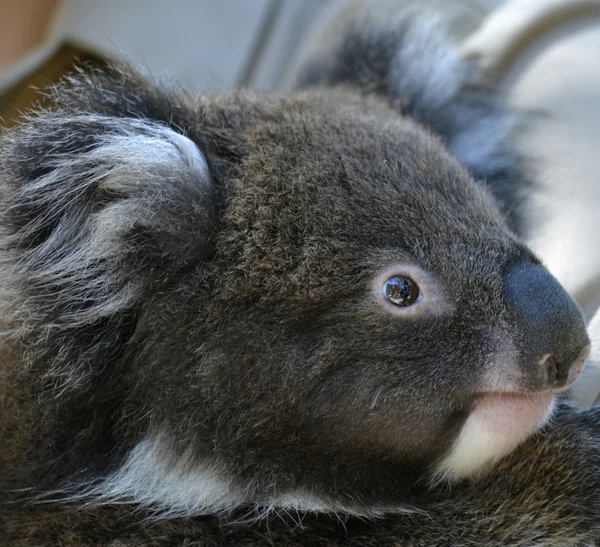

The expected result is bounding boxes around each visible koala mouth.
[435,391,554,481]
[473,390,555,438]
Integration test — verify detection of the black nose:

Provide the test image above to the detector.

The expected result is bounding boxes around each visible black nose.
[505,263,590,389]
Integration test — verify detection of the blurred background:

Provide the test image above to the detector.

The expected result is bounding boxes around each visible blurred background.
[0,1,506,107]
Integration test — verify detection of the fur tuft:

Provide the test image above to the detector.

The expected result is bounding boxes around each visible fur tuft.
[1,113,214,373]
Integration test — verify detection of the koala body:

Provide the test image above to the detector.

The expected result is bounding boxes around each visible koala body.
[1,10,598,547]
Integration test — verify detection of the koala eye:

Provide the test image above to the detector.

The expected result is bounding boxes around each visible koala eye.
[382,276,420,306]
[374,263,452,317]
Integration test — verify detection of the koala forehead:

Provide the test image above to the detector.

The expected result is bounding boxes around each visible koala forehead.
[210,91,516,299]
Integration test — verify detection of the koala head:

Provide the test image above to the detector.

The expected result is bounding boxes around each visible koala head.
[0,64,589,519]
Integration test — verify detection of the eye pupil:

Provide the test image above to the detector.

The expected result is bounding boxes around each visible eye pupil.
[382,276,420,306]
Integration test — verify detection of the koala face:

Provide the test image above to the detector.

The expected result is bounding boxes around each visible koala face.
[0,74,589,518]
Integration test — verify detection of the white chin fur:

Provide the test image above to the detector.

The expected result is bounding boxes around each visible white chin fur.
[435,393,556,481]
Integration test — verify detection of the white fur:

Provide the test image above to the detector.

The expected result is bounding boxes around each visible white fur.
[271,491,416,517]
[435,397,556,481]
[273,491,330,513]
[89,117,210,190]
[433,333,549,481]
[16,117,209,328]
[85,434,246,518]
[4,116,213,393]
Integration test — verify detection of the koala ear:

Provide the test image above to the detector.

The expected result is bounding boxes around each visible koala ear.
[288,10,528,231]
[1,111,217,366]
[2,112,217,300]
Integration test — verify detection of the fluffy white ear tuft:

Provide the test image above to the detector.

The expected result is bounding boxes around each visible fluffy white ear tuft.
[84,116,210,193]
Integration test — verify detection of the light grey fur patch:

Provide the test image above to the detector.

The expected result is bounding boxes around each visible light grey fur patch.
[448,110,518,174]
[271,491,418,519]
[388,15,467,113]
[81,434,246,518]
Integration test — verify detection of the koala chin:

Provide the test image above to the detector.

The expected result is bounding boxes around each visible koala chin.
[0,9,598,547]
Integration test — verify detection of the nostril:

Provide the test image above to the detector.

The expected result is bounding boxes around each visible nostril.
[540,354,559,383]
[540,345,590,388]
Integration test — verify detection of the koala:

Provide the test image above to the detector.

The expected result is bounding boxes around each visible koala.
[1,8,598,547]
